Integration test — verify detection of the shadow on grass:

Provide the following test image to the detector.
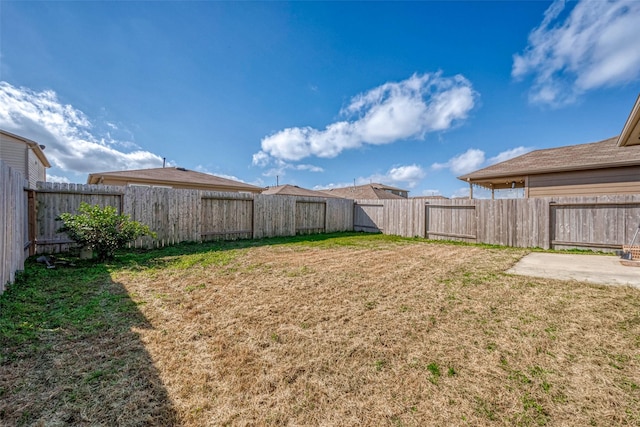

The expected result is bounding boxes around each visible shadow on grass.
[0,232,372,425]
[0,260,178,426]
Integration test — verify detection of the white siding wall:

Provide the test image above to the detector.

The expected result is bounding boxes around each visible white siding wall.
[0,133,48,189]
[27,149,46,188]
[0,135,27,176]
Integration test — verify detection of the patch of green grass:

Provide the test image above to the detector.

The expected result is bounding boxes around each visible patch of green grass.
[157,249,238,270]
[619,379,639,392]
[286,265,313,277]
[544,325,558,340]
[475,397,497,421]
[0,258,144,355]
[529,366,547,377]
[375,359,387,372]
[509,370,532,385]
[427,362,441,384]
[516,393,549,426]
[84,369,108,384]
[185,283,207,293]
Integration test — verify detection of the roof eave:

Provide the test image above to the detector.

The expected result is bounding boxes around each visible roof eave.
[617,94,640,147]
[27,142,52,168]
[86,173,262,191]
[458,160,640,183]
[0,130,52,168]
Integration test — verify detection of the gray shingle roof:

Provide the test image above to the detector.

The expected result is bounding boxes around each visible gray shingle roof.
[87,167,263,191]
[458,136,640,181]
[319,183,406,200]
[262,184,342,198]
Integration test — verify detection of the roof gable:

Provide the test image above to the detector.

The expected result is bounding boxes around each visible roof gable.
[617,94,640,147]
[0,129,52,168]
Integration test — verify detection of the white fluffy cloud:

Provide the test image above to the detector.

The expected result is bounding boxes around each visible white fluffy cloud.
[366,164,426,189]
[47,174,71,183]
[432,148,485,175]
[420,189,442,197]
[254,72,477,164]
[487,146,533,165]
[193,165,244,183]
[432,146,532,176]
[260,159,325,179]
[316,164,426,191]
[0,82,164,174]
[513,0,640,106]
[450,187,471,199]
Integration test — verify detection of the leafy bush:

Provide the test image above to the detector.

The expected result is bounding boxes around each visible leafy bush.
[57,202,156,261]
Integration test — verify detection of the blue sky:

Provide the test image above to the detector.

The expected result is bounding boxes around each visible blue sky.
[1,0,639,198]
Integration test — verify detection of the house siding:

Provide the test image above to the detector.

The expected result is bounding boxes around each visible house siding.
[0,135,27,176]
[27,148,46,187]
[529,166,640,197]
[0,132,49,189]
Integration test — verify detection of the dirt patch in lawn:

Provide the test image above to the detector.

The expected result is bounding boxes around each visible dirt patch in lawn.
[2,235,640,426]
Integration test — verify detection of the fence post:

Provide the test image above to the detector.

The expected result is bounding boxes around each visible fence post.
[548,201,556,250]
[424,203,429,239]
[27,189,37,256]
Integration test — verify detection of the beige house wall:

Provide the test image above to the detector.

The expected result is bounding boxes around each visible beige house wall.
[528,166,640,197]
[0,135,27,176]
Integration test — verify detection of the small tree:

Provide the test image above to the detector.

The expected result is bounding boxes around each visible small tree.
[57,202,156,261]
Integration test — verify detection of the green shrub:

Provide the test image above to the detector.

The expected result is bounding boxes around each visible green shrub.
[57,202,156,261]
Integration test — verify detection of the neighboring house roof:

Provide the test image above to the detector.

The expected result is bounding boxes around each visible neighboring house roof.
[617,93,640,147]
[262,184,343,198]
[87,167,264,192]
[412,195,449,200]
[458,136,640,187]
[320,183,407,200]
[0,129,51,168]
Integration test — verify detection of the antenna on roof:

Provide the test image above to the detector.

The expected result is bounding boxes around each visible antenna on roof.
[162,157,166,168]
[276,175,279,186]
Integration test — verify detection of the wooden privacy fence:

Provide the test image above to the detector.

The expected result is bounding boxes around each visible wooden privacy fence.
[4,179,640,293]
[0,161,29,292]
[354,195,640,251]
[34,182,354,254]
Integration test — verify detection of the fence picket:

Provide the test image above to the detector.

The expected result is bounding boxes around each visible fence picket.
[1,161,28,292]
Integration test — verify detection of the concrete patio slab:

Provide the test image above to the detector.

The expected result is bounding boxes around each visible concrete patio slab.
[507,253,640,289]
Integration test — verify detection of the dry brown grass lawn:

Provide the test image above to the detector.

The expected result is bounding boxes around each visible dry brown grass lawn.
[2,234,640,426]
